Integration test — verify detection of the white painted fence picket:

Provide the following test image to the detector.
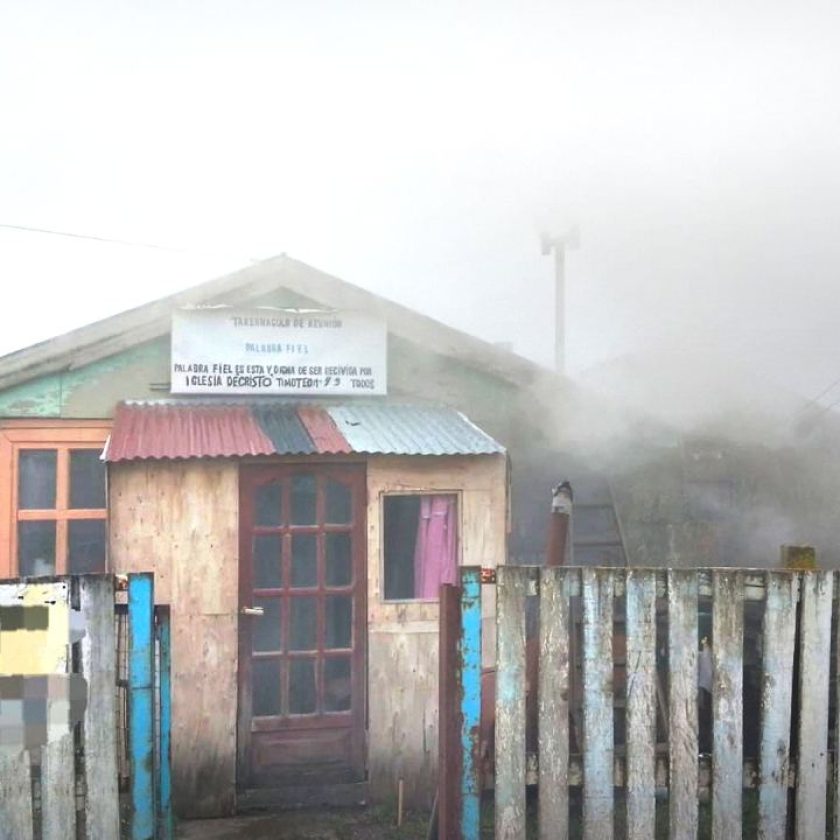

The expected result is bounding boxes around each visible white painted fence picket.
[490,566,840,840]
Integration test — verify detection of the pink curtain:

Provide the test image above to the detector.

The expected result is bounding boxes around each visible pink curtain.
[413,495,457,599]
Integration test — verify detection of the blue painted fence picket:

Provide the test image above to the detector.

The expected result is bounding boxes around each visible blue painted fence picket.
[127,573,172,840]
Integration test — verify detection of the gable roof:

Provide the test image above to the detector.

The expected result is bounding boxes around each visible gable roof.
[0,254,544,392]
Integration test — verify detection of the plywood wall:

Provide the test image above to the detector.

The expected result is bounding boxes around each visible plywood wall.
[109,459,239,818]
[366,453,508,806]
[109,452,508,815]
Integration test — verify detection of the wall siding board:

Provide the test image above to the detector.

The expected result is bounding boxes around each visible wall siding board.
[367,630,439,807]
[668,570,698,840]
[794,570,833,840]
[0,339,169,419]
[365,455,507,806]
[110,460,239,818]
[711,571,744,840]
[538,567,571,840]
[624,569,657,840]
[581,568,614,840]
[758,572,797,839]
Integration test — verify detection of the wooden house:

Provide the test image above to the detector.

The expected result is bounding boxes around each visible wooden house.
[0,254,556,817]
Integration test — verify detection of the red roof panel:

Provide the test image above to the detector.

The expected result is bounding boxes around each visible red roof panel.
[106,403,276,462]
[296,406,352,454]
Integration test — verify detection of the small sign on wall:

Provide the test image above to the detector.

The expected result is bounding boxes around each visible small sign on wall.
[171,307,387,396]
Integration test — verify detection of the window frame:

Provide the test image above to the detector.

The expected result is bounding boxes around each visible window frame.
[379,489,462,604]
[0,421,111,577]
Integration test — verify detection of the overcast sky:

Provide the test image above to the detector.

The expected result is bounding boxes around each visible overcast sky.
[2,1,839,411]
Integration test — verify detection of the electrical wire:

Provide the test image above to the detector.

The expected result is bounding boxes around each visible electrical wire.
[0,222,185,252]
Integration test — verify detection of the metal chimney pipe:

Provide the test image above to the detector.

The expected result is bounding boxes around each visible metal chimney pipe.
[546,481,574,566]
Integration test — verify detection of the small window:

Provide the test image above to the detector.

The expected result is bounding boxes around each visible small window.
[14,444,108,575]
[383,494,458,601]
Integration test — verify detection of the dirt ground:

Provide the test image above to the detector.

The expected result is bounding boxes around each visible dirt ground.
[176,806,430,840]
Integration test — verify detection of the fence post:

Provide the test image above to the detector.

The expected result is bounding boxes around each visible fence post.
[460,567,482,840]
[495,566,528,840]
[128,573,155,840]
[439,583,463,838]
[79,574,120,840]
[156,606,173,840]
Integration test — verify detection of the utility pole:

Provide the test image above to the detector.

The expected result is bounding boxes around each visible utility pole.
[540,227,579,375]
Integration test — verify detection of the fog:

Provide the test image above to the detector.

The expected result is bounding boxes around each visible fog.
[2,0,839,426]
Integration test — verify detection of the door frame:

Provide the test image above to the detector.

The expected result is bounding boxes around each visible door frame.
[236,460,368,792]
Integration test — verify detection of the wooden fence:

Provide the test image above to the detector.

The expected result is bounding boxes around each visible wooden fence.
[0,573,171,840]
[439,566,840,839]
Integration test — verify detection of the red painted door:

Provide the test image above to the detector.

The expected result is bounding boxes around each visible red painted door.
[238,464,367,788]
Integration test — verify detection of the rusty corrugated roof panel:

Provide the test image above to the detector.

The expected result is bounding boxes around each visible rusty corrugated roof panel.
[326,404,505,455]
[105,400,504,461]
[106,403,276,461]
[297,406,353,454]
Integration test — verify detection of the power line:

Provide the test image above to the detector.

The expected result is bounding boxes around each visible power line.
[0,222,185,252]
[794,374,840,420]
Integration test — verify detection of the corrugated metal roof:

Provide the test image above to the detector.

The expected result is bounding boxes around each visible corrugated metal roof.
[106,403,276,461]
[326,404,503,455]
[105,401,505,462]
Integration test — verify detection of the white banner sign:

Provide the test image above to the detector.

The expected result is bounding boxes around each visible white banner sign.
[171,307,387,396]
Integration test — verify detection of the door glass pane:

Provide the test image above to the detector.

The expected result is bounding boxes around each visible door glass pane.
[18,521,56,576]
[68,519,106,573]
[252,598,282,652]
[325,533,352,587]
[289,597,317,650]
[290,475,316,525]
[324,658,352,712]
[325,596,352,649]
[18,450,57,510]
[252,658,281,716]
[253,534,282,588]
[69,449,106,509]
[290,534,317,588]
[289,658,317,714]
[255,482,282,527]
[325,479,352,524]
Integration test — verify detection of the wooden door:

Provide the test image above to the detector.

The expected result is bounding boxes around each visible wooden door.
[238,464,367,788]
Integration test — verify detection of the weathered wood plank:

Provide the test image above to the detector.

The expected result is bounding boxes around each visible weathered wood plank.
[538,567,571,840]
[157,608,173,840]
[758,572,797,839]
[668,570,698,840]
[712,571,744,840]
[836,571,840,840]
[128,573,155,840]
[438,584,462,839]
[795,570,833,840]
[41,732,77,840]
[581,568,614,840]
[0,749,34,840]
[111,461,240,818]
[460,567,483,839]
[368,631,439,807]
[79,576,120,840]
[495,566,528,840]
[625,569,657,840]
